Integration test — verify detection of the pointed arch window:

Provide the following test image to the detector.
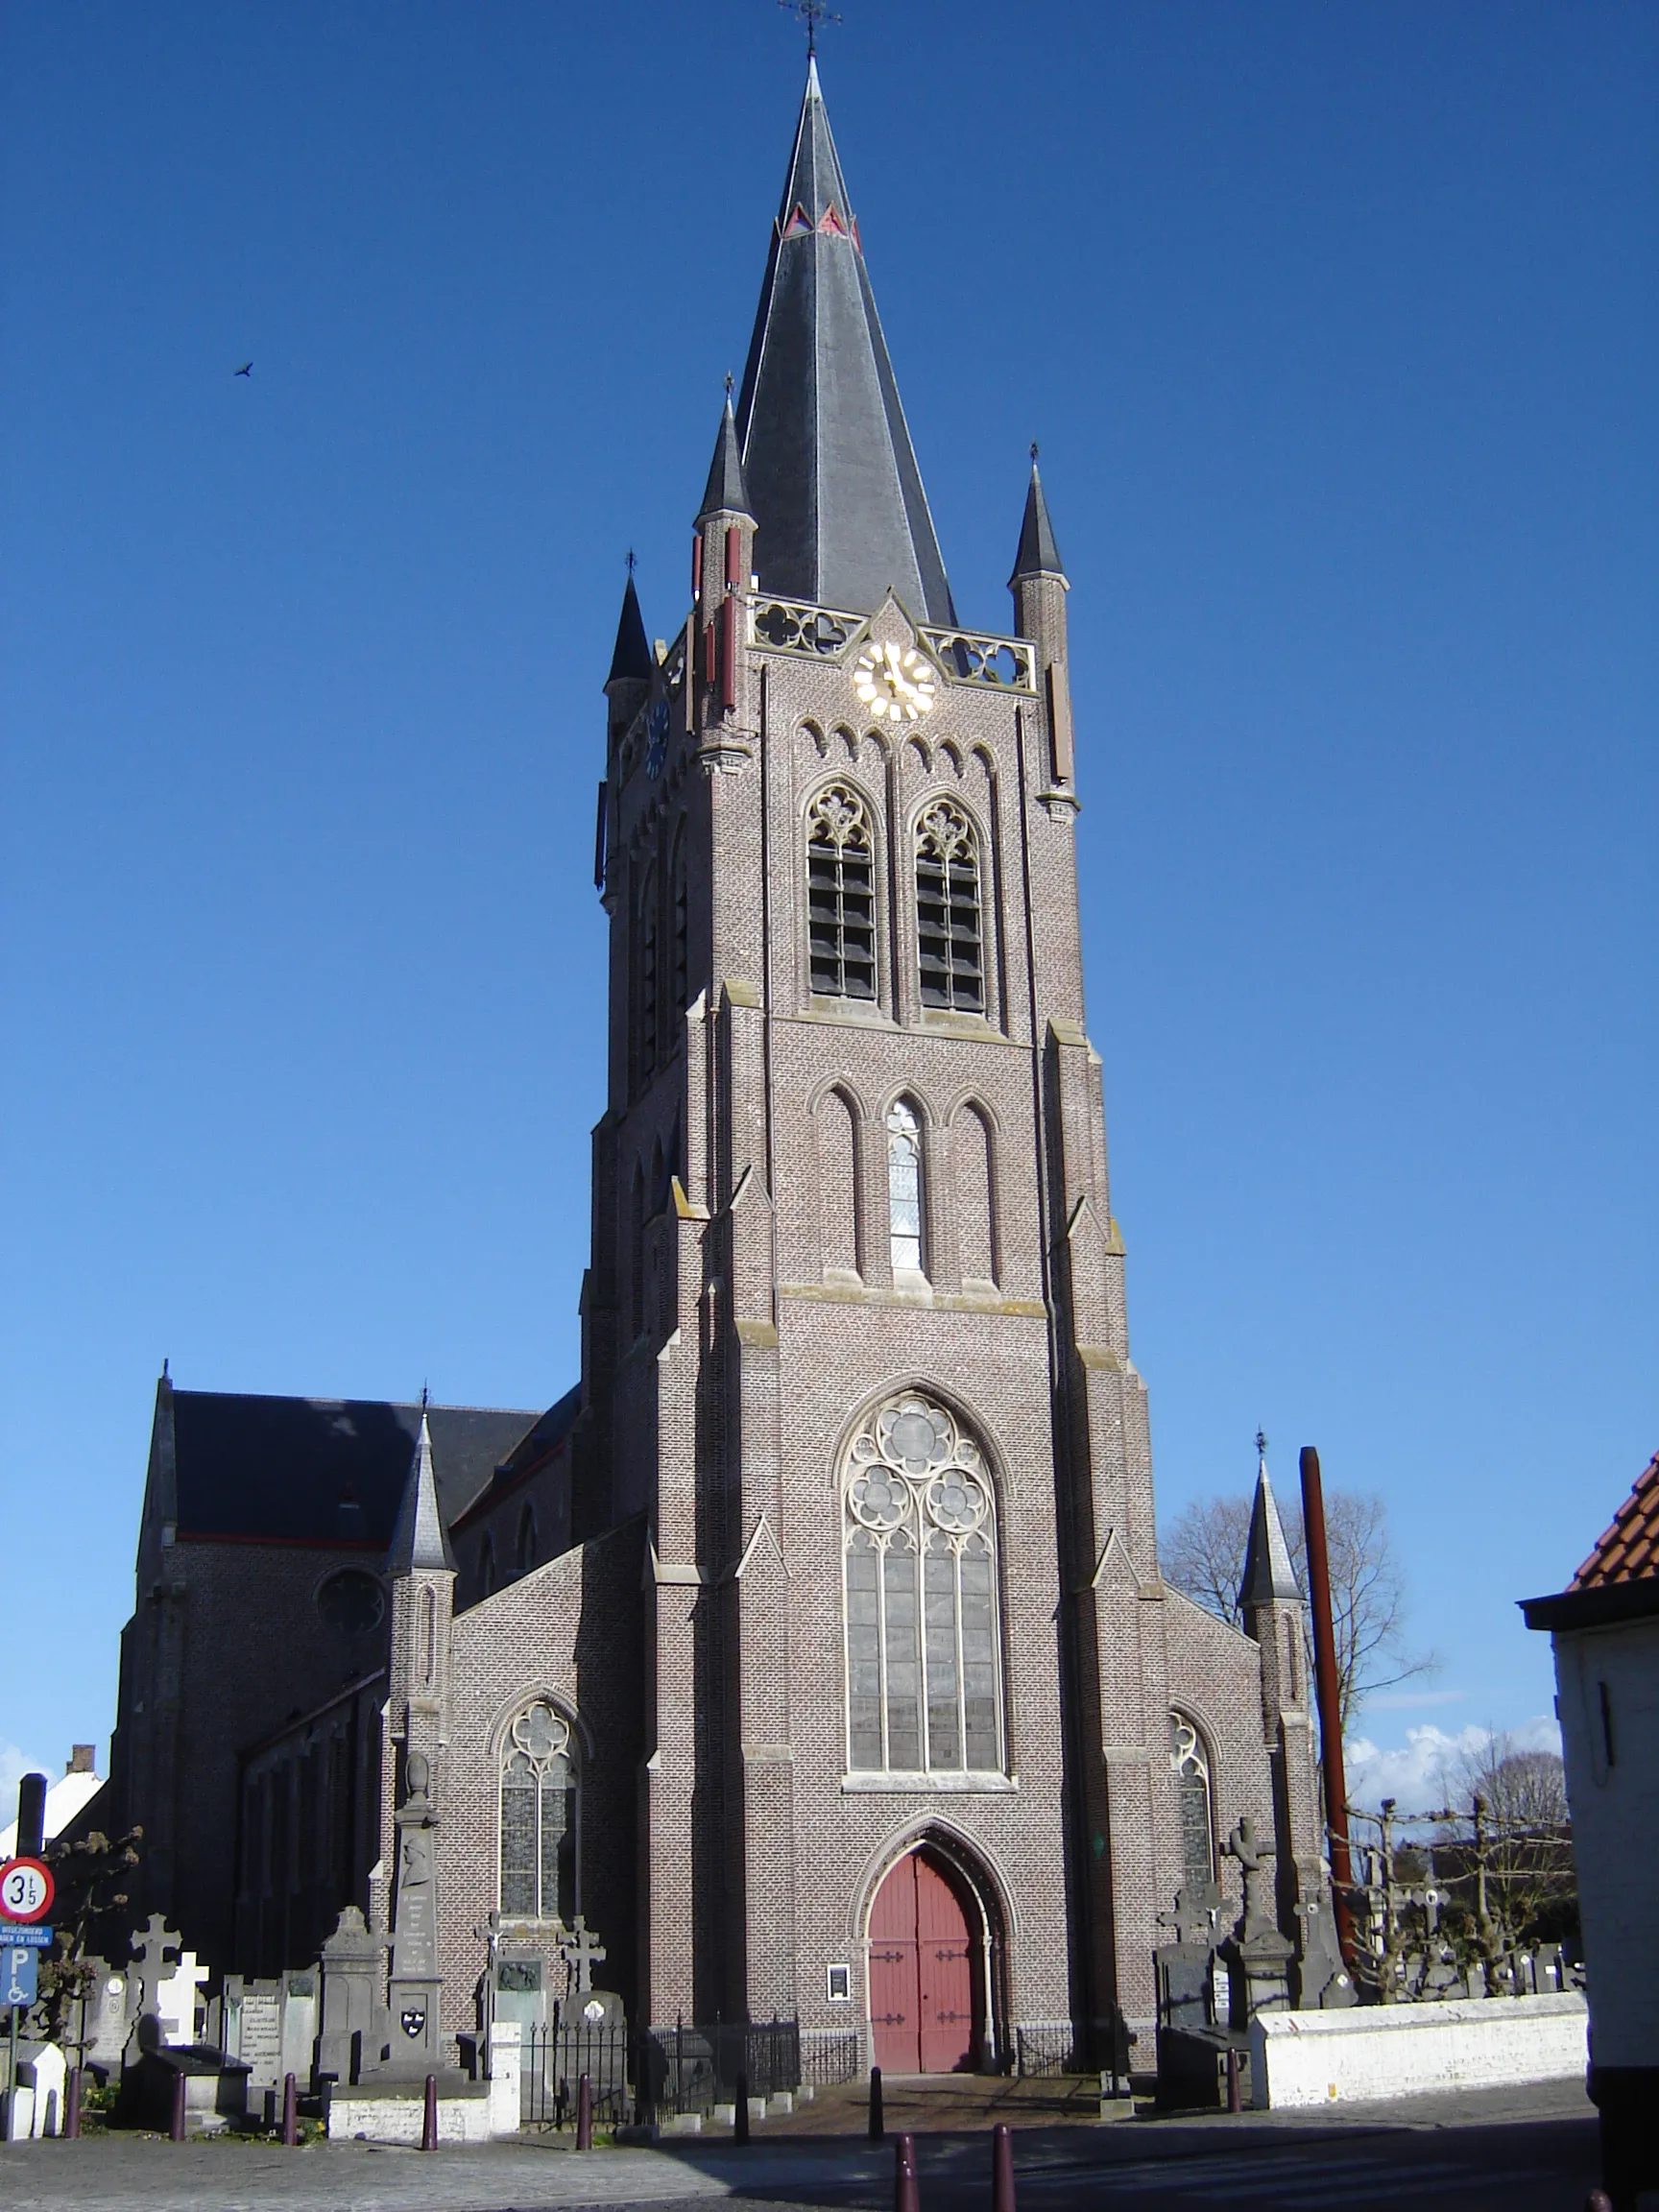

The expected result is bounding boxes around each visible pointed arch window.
[843,1393,1003,1775]
[637,866,660,1082]
[916,801,983,1013]
[806,783,876,999]
[516,1503,539,1575]
[887,1101,924,1275]
[671,828,689,1016]
[1169,1712,1215,1887]
[499,1700,578,1922]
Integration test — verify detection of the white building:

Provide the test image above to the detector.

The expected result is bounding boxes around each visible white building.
[1523,1448,1659,2205]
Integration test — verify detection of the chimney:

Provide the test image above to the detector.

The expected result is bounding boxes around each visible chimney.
[68,1744,96,1775]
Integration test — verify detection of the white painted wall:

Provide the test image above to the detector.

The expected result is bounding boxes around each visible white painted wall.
[1250,1992,1587,2108]
[1553,1618,1659,2070]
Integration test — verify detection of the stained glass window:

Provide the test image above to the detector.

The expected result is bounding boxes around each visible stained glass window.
[499,1701,578,1922]
[842,1393,1004,1775]
[1169,1712,1214,1887]
[887,1101,924,1275]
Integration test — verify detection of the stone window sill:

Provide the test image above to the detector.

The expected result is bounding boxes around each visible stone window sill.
[840,1771,1019,1795]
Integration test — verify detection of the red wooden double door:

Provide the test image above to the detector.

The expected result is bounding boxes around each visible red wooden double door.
[868,1847,982,2074]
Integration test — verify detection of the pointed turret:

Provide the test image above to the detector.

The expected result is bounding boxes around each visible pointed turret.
[1009,450,1074,785]
[1011,459,1067,582]
[734,60,955,623]
[1239,1446,1301,1611]
[698,394,753,524]
[607,574,654,688]
[388,1407,456,1576]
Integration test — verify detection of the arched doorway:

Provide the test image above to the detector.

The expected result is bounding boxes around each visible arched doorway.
[868,1846,984,2073]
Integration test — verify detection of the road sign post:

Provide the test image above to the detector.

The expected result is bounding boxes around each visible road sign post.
[1,1857,54,2144]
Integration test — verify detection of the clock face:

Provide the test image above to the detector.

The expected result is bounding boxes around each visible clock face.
[853,641,938,724]
[645,698,670,780]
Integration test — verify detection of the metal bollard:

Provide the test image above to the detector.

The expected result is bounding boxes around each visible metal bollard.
[421,2073,438,2152]
[868,2063,884,2141]
[281,2071,298,2146]
[1225,2047,1242,2114]
[575,2070,593,2152]
[734,2070,750,2145]
[895,2131,920,2212]
[992,2122,1016,2212]
[170,2066,187,2141]
[64,2067,82,2140]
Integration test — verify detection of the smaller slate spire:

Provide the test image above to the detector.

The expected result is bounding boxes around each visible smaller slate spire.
[388,1406,455,1575]
[1011,451,1066,583]
[607,572,654,687]
[698,392,753,522]
[1239,1435,1301,1609]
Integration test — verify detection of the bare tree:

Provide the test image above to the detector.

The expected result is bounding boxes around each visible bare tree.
[1161,1485,1435,1731]
[1432,1735,1575,1950]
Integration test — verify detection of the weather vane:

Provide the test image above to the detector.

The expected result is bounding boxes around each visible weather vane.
[780,0,842,56]
[626,547,637,575]
[1255,1428,1268,1457]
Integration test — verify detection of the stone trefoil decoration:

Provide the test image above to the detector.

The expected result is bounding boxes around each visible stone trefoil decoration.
[843,1392,1003,1776]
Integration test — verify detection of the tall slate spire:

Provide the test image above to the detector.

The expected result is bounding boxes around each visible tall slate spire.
[1239,1441,1302,1611]
[699,393,753,522]
[734,59,955,624]
[1011,456,1066,582]
[607,573,653,686]
[388,1407,456,1575]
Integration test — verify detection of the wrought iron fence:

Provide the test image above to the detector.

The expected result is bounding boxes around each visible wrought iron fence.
[799,2028,861,2086]
[517,2012,805,2128]
[637,2016,801,2120]
[518,2016,631,2128]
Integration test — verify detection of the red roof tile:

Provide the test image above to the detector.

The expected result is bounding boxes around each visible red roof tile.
[1573,1451,1659,1589]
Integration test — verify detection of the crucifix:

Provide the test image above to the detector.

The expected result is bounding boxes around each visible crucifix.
[559,1916,607,1995]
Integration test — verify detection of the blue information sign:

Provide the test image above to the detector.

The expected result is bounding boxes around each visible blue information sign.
[4,1926,51,1948]
[3,1942,38,2008]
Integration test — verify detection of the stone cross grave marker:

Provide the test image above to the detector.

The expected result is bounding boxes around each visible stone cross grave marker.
[155,1950,208,2046]
[560,1918,607,1995]
[127,1913,182,2026]
[1158,1880,1223,1947]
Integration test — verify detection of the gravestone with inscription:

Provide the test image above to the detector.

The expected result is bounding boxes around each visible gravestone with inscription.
[384,1751,444,2078]
[225,1979,284,2090]
[317,1908,389,2084]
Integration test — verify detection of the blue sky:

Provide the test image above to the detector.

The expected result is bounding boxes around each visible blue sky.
[2,0,1654,1820]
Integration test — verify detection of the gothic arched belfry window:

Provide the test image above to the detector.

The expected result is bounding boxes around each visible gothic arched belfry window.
[500,1700,578,1922]
[886,1101,924,1275]
[1169,1712,1215,1886]
[915,800,984,1014]
[806,783,877,999]
[843,1393,1003,1775]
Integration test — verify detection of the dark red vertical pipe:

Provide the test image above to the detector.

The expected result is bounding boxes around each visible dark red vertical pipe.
[1300,1445,1357,1968]
[720,598,739,715]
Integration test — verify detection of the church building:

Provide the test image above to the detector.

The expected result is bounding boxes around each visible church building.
[105,60,1324,2073]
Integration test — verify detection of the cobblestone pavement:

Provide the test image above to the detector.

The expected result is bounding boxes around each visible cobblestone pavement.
[0,2080,1600,2212]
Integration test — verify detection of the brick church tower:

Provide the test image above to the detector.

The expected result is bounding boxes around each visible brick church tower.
[103,55,1325,2074]
[572,57,1319,2057]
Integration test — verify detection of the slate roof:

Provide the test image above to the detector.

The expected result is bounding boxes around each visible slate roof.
[733,58,955,625]
[699,395,753,522]
[1011,461,1066,582]
[450,1384,582,1535]
[1573,1452,1659,1589]
[168,1388,542,1551]
[607,575,654,686]
[1239,1459,1302,1608]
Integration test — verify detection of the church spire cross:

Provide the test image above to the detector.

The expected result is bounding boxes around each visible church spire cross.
[779,0,842,55]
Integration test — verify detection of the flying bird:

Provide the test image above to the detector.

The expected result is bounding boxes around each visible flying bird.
[234,361,252,376]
